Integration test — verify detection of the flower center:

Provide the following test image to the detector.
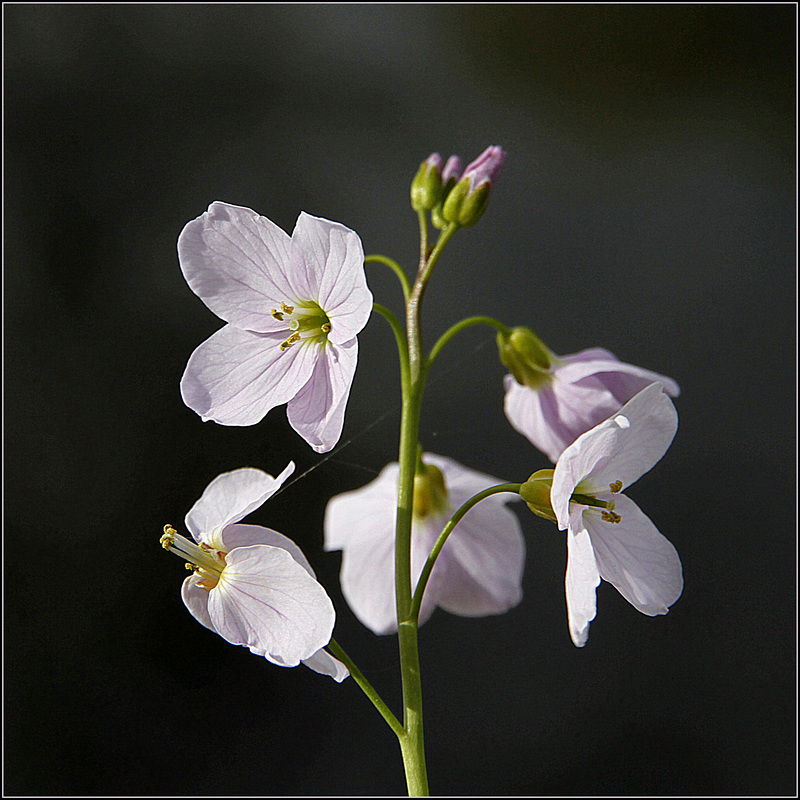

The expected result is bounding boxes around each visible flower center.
[413,463,449,520]
[570,479,624,524]
[161,524,227,590]
[270,301,332,352]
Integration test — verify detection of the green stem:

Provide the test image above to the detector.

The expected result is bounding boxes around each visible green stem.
[390,220,461,797]
[425,315,511,372]
[327,639,404,737]
[410,484,522,619]
[365,254,412,301]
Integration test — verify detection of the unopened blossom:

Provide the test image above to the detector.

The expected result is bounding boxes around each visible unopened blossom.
[441,145,506,227]
[324,453,525,635]
[499,326,680,463]
[550,382,683,647]
[178,202,372,453]
[161,464,348,681]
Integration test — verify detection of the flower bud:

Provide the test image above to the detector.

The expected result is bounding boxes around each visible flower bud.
[431,155,463,229]
[410,153,444,212]
[441,145,506,227]
[519,469,557,523]
[497,326,553,389]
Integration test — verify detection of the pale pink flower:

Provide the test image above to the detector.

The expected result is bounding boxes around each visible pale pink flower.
[324,453,525,635]
[178,202,372,453]
[162,464,348,681]
[504,345,680,463]
[550,383,683,647]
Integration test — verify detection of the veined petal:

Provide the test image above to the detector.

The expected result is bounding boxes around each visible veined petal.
[181,574,215,632]
[503,375,568,464]
[565,511,601,647]
[551,383,678,527]
[286,338,358,453]
[555,350,680,400]
[207,544,335,666]
[180,324,318,426]
[324,462,399,551]
[434,494,525,617]
[290,213,372,344]
[185,466,294,542]
[302,648,350,682]
[336,527,397,635]
[178,202,298,333]
[219,523,313,575]
[583,494,683,616]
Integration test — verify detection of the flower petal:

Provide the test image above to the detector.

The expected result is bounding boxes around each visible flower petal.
[301,648,350,682]
[180,323,318,426]
[324,463,400,634]
[185,465,294,542]
[433,494,525,617]
[565,510,601,647]
[551,383,678,528]
[286,338,358,453]
[178,201,298,333]
[207,544,335,666]
[556,348,680,400]
[181,574,215,631]
[583,494,683,616]
[504,374,620,463]
[219,523,314,576]
[290,213,372,344]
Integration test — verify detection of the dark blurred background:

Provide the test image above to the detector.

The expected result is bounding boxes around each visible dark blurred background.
[4,4,796,796]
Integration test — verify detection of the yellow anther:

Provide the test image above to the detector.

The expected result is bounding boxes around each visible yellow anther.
[280,332,301,351]
[185,562,198,571]
[601,510,622,524]
[280,301,294,315]
[270,308,284,321]
[321,322,331,333]
[160,524,177,549]
[609,480,623,493]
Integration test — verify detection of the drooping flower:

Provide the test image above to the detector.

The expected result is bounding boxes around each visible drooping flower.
[178,202,372,453]
[161,464,348,681]
[549,382,683,647]
[324,453,525,635]
[499,326,680,463]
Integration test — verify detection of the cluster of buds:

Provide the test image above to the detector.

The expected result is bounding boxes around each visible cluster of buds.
[411,146,506,228]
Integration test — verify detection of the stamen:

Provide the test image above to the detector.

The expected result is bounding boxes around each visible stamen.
[321,322,331,333]
[280,332,301,351]
[601,510,622,524]
[609,480,623,493]
[270,308,284,321]
[160,525,226,578]
[280,302,294,315]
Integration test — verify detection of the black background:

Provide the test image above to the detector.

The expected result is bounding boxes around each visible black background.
[5,4,796,797]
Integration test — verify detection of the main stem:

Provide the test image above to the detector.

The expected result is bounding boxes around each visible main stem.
[394,222,458,796]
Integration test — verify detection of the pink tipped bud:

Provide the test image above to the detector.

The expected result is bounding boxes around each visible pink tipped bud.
[462,145,506,192]
[441,145,506,227]
[441,155,463,185]
[410,153,444,212]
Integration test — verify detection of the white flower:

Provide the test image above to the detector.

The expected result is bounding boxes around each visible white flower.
[178,202,372,453]
[324,453,525,635]
[161,464,348,681]
[550,383,683,647]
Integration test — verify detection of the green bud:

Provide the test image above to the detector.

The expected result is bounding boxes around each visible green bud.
[519,469,557,523]
[413,462,449,519]
[410,154,444,212]
[496,326,553,389]
[441,179,490,227]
